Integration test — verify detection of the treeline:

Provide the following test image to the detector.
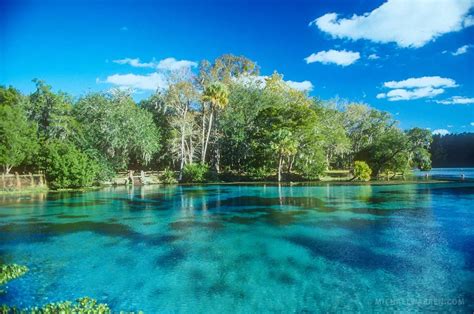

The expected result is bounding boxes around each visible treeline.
[0,54,432,188]
[431,133,474,167]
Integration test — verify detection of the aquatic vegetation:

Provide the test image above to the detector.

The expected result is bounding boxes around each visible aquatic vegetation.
[1,297,113,313]
[0,264,28,286]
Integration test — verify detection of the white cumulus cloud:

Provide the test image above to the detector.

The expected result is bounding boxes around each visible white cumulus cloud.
[432,129,450,136]
[156,58,197,71]
[435,96,474,104]
[286,80,314,91]
[368,54,380,60]
[452,44,471,55]
[113,57,197,71]
[377,76,458,101]
[102,57,197,91]
[236,75,313,92]
[305,49,360,66]
[113,58,157,68]
[102,72,168,91]
[311,0,474,48]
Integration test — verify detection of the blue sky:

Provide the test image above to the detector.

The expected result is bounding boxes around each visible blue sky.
[1,0,473,134]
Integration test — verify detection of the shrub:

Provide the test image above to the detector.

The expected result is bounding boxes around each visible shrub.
[161,168,177,184]
[247,166,272,181]
[42,140,99,189]
[353,161,372,181]
[182,163,210,183]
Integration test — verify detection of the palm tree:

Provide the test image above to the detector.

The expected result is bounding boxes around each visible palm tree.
[201,82,229,165]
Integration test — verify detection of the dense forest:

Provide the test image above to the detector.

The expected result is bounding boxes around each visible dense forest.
[431,133,474,167]
[0,54,434,189]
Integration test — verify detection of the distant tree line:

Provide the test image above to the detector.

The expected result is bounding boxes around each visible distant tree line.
[0,54,433,188]
[431,133,474,167]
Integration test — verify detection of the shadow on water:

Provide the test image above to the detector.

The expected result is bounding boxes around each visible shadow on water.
[286,234,408,272]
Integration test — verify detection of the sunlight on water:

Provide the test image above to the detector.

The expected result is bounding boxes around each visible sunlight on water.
[0,183,473,312]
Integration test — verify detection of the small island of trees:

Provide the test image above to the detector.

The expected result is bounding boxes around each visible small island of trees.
[1,54,434,189]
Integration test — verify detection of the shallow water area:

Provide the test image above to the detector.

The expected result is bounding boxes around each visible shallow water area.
[0,182,473,312]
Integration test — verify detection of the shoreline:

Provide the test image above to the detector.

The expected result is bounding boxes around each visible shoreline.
[1,178,469,197]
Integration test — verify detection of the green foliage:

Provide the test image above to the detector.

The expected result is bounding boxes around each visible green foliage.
[0,54,434,185]
[182,163,210,182]
[1,297,113,313]
[0,88,39,173]
[0,264,28,286]
[161,169,178,184]
[74,91,161,170]
[247,166,272,181]
[28,79,77,140]
[353,161,372,181]
[41,140,98,189]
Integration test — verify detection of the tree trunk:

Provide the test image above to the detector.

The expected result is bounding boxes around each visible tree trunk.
[201,108,206,163]
[278,154,283,182]
[202,110,213,164]
[179,125,185,181]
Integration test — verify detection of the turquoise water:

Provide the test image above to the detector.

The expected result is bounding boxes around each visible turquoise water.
[413,167,474,180]
[0,182,473,312]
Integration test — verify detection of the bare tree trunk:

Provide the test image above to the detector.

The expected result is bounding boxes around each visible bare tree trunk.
[201,108,206,163]
[202,110,213,164]
[179,125,185,181]
[278,154,283,182]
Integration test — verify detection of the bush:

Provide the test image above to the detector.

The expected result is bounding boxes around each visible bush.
[161,168,177,184]
[247,166,272,181]
[42,140,99,189]
[182,163,210,183]
[353,161,372,181]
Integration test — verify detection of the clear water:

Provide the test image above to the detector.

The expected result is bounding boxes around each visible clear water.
[0,182,473,312]
[413,167,474,180]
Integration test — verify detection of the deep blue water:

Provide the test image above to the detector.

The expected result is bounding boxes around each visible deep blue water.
[0,182,473,312]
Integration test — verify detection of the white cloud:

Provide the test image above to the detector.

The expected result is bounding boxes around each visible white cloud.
[432,129,450,136]
[156,57,197,71]
[103,57,197,92]
[305,49,360,66]
[383,76,457,89]
[470,122,474,126]
[113,58,157,68]
[377,76,458,101]
[236,75,313,92]
[452,44,471,55]
[368,54,380,60]
[435,96,474,104]
[447,125,453,128]
[311,0,474,48]
[285,80,314,91]
[112,57,197,71]
[102,72,168,91]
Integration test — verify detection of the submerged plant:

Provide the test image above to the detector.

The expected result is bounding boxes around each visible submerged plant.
[1,297,113,313]
[0,264,29,286]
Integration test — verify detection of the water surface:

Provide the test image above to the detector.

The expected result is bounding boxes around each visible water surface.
[0,182,473,312]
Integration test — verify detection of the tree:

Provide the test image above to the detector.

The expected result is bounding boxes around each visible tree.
[353,161,372,181]
[164,81,200,179]
[41,140,98,189]
[0,87,38,174]
[28,79,77,140]
[406,127,432,170]
[201,82,229,168]
[74,91,161,170]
